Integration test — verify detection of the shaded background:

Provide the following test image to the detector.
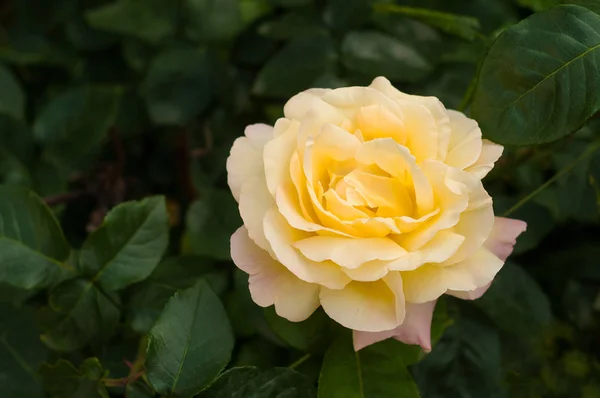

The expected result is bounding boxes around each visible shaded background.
[1,0,600,397]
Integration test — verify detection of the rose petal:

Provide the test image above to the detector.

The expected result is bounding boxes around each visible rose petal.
[231,227,320,321]
[485,217,528,261]
[465,139,503,179]
[320,272,405,332]
[263,208,351,289]
[402,247,503,303]
[226,124,274,201]
[445,110,483,170]
[448,283,491,300]
[353,301,436,352]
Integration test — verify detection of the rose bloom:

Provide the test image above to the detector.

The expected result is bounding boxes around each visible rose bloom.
[227,77,526,351]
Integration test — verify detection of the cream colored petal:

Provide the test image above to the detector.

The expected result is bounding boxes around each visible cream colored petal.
[263,120,299,196]
[227,124,273,202]
[343,170,414,217]
[239,176,275,253]
[484,217,527,261]
[276,183,353,237]
[263,208,351,289]
[388,230,465,272]
[355,138,434,215]
[231,227,320,321]
[283,88,331,121]
[369,76,451,161]
[324,189,369,220]
[402,247,503,303]
[355,104,406,144]
[442,169,494,265]
[293,236,407,269]
[396,161,468,251]
[341,260,391,282]
[448,282,491,301]
[320,272,405,332]
[245,123,275,149]
[466,139,503,179]
[445,110,482,170]
[353,300,436,351]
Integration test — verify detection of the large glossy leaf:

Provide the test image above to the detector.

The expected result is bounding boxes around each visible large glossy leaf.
[39,358,109,398]
[319,336,420,398]
[413,313,502,398]
[341,31,432,83]
[0,186,71,289]
[198,367,317,398]
[476,263,552,338]
[40,279,120,351]
[0,63,24,120]
[565,0,600,14]
[472,5,600,145]
[33,86,122,165]
[143,48,213,126]
[252,34,337,98]
[0,304,48,398]
[146,280,234,397]
[79,196,169,291]
[85,0,176,43]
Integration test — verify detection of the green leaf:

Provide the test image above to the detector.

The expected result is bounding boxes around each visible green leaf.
[476,263,552,338]
[39,358,109,398]
[33,86,122,166]
[126,381,155,398]
[413,313,502,398]
[252,34,337,98]
[341,31,432,83]
[0,185,72,289]
[128,256,228,334]
[472,5,600,145]
[185,189,241,260]
[146,280,234,397]
[143,48,214,126]
[564,0,600,14]
[318,335,420,398]
[85,0,176,43]
[40,279,120,351]
[374,4,482,41]
[264,307,337,353]
[0,304,48,398]
[183,0,243,42]
[0,63,24,120]
[198,367,317,398]
[79,196,169,291]
[517,0,561,11]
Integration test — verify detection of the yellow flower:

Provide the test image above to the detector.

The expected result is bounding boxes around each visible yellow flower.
[227,77,526,351]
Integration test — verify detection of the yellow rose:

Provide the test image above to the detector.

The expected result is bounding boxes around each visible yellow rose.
[227,77,526,351]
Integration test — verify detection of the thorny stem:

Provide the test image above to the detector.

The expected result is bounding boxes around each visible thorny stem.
[503,140,600,217]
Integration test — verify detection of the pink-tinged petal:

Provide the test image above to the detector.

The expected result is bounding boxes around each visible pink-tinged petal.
[353,329,396,351]
[485,217,527,261]
[230,226,320,322]
[353,301,436,352]
[448,283,491,301]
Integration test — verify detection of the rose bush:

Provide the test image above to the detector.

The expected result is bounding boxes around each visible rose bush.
[228,76,526,351]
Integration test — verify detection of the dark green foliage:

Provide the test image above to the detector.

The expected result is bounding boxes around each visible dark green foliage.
[0,0,599,397]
